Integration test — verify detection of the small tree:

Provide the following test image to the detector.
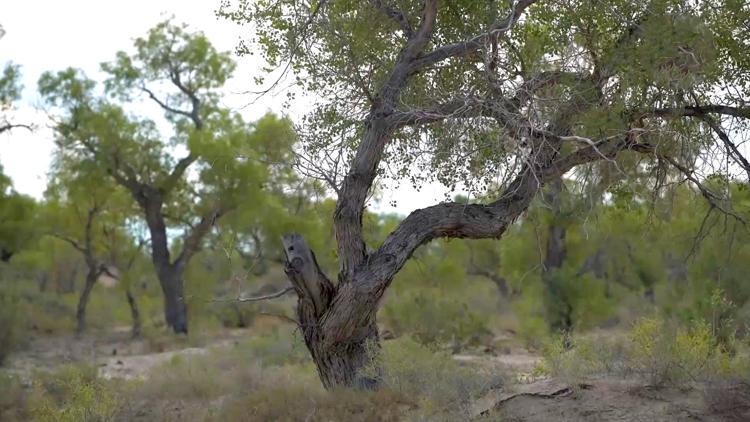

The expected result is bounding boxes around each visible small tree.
[222,0,750,388]
[40,21,297,333]
[43,159,139,334]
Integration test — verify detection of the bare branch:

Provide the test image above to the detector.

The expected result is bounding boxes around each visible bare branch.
[0,123,32,134]
[141,86,195,122]
[159,153,197,195]
[213,286,294,303]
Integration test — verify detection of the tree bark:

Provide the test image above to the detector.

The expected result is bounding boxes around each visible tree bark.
[75,267,99,335]
[542,179,573,334]
[143,196,190,334]
[157,265,188,334]
[282,234,379,389]
[125,288,142,338]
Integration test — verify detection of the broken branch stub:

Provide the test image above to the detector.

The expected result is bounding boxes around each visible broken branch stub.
[282,234,335,321]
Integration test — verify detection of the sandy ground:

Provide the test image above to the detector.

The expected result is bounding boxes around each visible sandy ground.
[4,330,749,421]
[3,327,248,383]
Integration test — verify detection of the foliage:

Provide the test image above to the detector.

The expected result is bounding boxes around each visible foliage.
[30,364,121,422]
[362,336,505,419]
[0,285,24,364]
[540,316,750,386]
[0,374,28,421]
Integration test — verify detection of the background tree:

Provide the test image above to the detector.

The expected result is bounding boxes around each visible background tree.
[221,0,750,389]
[39,21,298,334]
[0,166,36,263]
[43,156,138,334]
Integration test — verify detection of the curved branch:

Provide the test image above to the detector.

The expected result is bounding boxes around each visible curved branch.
[334,0,439,279]
[409,0,537,73]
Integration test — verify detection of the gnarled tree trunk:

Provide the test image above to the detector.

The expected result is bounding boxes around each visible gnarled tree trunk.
[282,234,380,389]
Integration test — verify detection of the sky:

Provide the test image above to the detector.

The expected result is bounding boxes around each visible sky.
[0,0,455,216]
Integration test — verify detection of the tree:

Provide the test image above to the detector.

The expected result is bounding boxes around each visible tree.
[1,25,31,135]
[43,156,141,335]
[221,0,750,388]
[40,21,297,333]
[0,165,36,262]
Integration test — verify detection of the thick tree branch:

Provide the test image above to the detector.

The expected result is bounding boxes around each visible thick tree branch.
[174,206,225,270]
[333,0,439,280]
[159,153,197,195]
[647,105,750,120]
[168,73,204,130]
[699,115,750,183]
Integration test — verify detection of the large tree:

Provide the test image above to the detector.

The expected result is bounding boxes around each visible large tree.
[40,21,297,333]
[221,0,750,388]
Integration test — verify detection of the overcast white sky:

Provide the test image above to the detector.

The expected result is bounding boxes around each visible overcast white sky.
[0,0,455,215]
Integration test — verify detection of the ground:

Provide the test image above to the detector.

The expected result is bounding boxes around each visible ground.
[3,324,749,421]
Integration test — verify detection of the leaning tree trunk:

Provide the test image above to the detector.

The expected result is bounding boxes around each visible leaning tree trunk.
[282,234,380,390]
[75,267,99,334]
[157,265,188,334]
[125,288,142,338]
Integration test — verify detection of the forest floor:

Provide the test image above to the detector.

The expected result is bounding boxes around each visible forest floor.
[3,324,750,421]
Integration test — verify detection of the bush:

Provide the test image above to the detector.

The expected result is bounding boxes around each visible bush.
[381,288,490,347]
[29,364,121,422]
[539,317,749,386]
[0,287,25,365]
[362,336,504,419]
[219,385,410,422]
[0,374,29,421]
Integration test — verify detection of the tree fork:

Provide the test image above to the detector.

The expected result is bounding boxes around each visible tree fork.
[282,234,379,390]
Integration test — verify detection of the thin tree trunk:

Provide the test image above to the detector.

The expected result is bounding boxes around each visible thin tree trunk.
[542,179,572,334]
[76,268,99,334]
[157,266,188,334]
[125,288,142,338]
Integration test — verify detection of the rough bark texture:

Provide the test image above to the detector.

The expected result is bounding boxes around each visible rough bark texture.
[158,266,188,334]
[282,234,380,389]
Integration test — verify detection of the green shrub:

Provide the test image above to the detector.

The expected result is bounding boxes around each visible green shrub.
[239,327,309,367]
[363,336,504,419]
[30,364,121,422]
[540,317,749,386]
[218,385,410,422]
[0,374,29,421]
[381,288,490,347]
[0,287,25,364]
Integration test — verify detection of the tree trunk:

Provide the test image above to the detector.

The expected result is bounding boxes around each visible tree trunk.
[542,179,572,334]
[157,266,188,334]
[282,234,379,390]
[125,288,142,338]
[75,268,99,334]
